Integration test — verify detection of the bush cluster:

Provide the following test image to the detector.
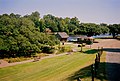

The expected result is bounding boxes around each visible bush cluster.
[4,57,32,63]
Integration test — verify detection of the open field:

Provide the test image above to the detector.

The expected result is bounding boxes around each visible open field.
[0,51,106,81]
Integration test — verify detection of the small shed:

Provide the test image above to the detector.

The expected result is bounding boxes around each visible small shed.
[56,32,69,42]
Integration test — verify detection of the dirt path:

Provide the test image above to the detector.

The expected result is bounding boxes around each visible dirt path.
[0,53,68,68]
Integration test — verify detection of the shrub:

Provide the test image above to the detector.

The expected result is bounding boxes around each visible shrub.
[86,40,93,45]
[41,46,55,54]
[57,46,72,53]
[4,57,32,63]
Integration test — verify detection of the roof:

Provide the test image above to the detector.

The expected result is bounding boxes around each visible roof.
[57,32,69,38]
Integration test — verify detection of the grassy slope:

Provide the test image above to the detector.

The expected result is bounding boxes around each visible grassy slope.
[0,51,106,81]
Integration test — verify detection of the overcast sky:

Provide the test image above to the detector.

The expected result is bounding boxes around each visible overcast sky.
[0,0,120,24]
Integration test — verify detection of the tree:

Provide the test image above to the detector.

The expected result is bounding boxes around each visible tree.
[10,13,21,18]
[24,11,40,29]
[56,18,65,32]
[99,25,109,34]
[108,24,120,38]
[62,17,80,34]
[70,17,80,26]
[74,23,109,36]
[39,19,45,32]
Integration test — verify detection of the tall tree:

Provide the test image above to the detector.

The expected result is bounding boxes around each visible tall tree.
[43,14,58,32]
[24,11,40,29]
[108,24,120,38]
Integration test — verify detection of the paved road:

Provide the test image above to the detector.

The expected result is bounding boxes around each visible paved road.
[106,52,120,81]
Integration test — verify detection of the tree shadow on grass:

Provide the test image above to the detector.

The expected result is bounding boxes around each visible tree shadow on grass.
[67,62,107,81]
[83,49,98,54]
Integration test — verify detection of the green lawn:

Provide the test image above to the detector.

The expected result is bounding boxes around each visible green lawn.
[0,51,106,81]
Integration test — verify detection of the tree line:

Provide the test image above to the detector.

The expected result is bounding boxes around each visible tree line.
[23,11,119,37]
[0,11,120,58]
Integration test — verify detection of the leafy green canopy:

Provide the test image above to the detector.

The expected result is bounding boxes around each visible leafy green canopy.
[42,15,110,36]
[108,24,120,38]
[0,13,59,58]
[74,23,109,36]
[22,11,110,36]
[43,14,80,35]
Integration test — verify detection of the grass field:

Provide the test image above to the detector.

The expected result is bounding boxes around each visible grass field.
[0,50,106,81]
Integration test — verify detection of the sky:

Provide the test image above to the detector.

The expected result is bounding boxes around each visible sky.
[0,0,120,24]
